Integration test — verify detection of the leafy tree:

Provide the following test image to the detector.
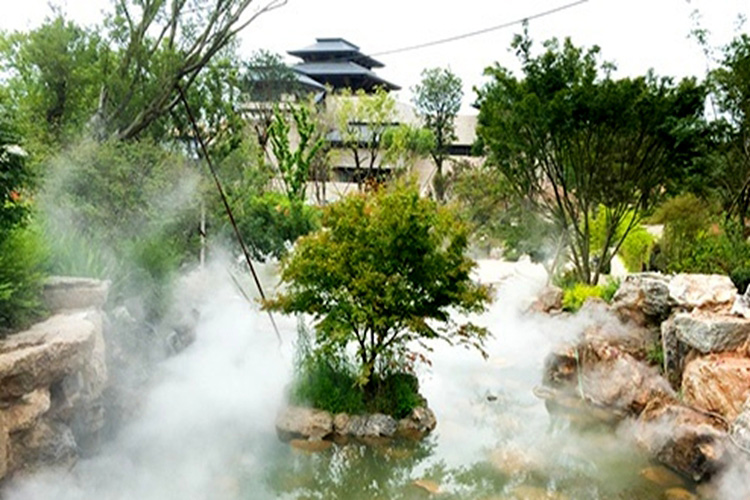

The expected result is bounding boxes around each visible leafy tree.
[475,34,706,284]
[268,102,325,203]
[265,180,491,391]
[710,34,750,235]
[0,15,107,152]
[332,87,398,186]
[412,67,463,202]
[96,0,288,140]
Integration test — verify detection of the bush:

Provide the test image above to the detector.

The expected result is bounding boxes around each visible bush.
[731,266,750,295]
[0,225,47,333]
[290,323,423,418]
[561,279,620,313]
[618,226,654,272]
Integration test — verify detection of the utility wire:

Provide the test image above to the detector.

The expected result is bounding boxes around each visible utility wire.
[177,85,282,345]
[369,0,590,58]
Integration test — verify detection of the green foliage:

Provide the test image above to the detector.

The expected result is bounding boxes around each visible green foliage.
[268,103,325,203]
[42,139,200,320]
[412,67,463,201]
[0,225,47,334]
[231,192,320,261]
[266,180,491,389]
[618,227,655,273]
[731,266,750,294]
[561,279,620,312]
[290,322,423,417]
[646,341,665,369]
[475,31,706,284]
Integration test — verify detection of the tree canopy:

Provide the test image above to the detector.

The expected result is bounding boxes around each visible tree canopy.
[265,181,491,388]
[475,34,706,284]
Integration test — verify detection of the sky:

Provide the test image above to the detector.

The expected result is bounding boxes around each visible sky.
[2,0,749,113]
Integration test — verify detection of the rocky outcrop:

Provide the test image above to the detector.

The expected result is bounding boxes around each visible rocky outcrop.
[612,273,671,326]
[668,274,736,312]
[536,272,749,485]
[275,405,436,444]
[529,285,563,314]
[682,354,750,421]
[0,277,109,481]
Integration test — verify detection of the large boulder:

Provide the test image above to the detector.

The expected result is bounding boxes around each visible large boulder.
[275,406,333,441]
[0,312,100,400]
[397,406,437,439]
[340,413,398,439]
[528,285,564,314]
[612,273,672,326]
[635,399,727,482]
[661,315,695,389]
[668,274,736,312]
[9,419,77,474]
[42,277,110,313]
[1,388,50,434]
[670,311,750,354]
[682,353,750,421]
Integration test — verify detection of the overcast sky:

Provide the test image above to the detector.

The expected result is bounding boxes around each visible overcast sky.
[2,0,749,112]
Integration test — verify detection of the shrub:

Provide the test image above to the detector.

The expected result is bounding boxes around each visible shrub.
[618,226,654,272]
[0,225,47,333]
[561,279,620,313]
[731,267,750,295]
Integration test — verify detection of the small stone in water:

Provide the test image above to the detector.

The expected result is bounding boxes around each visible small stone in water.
[663,487,698,500]
[640,466,685,488]
[289,439,333,453]
[412,479,441,494]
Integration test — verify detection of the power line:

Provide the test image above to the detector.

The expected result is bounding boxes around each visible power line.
[369,0,590,58]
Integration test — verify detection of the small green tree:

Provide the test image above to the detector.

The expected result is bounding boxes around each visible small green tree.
[265,180,491,391]
[412,67,463,202]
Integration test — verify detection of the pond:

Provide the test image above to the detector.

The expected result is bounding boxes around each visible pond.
[5,259,697,499]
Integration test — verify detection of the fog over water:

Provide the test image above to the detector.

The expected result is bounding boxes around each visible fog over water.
[6,257,749,499]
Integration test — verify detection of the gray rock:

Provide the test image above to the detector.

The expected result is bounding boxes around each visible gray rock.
[397,407,437,438]
[1,388,51,434]
[43,277,110,313]
[528,286,563,313]
[612,273,671,325]
[731,398,750,451]
[9,419,77,473]
[275,406,333,441]
[730,285,750,319]
[668,274,736,311]
[343,413,398,438]
[0,312,99,399]
[672,311,750,354]
[661,314,693,389]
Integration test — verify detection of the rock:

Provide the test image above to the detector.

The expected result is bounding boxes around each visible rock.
[0,425,7,480]
[682,353,750,421]
[1,388,50,433]
[333,413,350,434]
[542,345,578,388]
[412,479,441,494]
[397,407,437,439]
[671,311,750,354]
[42,277,110,313]
[275,406,333,441]
[639,466,685,487]
[9,419,77,473]
[581,352,675,416]
[635,400,727,482]
[529,286,563,314]
[730,285,750,319]
[730,398,750,450]
[612,273,671,326]
[0,312,99,400]
[668,274,736,312]
[661,315,694,389]
[289,438,333,453]
[489,446,544,476]
[663,487,698,500]
[341,413,398,439]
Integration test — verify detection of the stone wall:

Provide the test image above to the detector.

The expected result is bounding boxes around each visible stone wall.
[0,277,109,480]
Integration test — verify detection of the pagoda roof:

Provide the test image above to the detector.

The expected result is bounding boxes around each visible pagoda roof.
[293,61,400,91]
[288,37,384,69]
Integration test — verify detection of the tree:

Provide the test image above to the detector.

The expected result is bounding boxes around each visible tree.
[412,67,463,202]
[96,0,287,140]
[710,34,750,235]
[265,180,491,390]
[268,102,325,203]
[332,87,398,187]
[475,34,706,284]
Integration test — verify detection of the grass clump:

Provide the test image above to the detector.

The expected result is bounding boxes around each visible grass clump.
[561,279,620,313]
[289,322,424,419]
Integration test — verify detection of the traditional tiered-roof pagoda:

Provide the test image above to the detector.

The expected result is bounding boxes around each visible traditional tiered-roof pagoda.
[288,38,400,92]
